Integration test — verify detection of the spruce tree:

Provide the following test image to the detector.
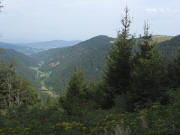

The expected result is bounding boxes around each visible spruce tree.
[132,23,166,108]
[59,69,87,115]
[102,7,134,109]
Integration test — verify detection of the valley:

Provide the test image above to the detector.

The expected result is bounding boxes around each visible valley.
[0,34,180,98]
[30,64,58,97]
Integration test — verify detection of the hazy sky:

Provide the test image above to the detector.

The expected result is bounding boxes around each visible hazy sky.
[0,0,179,43]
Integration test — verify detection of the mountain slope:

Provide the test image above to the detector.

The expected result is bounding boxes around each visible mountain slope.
[158,35,180,58]
[34,35,114,93]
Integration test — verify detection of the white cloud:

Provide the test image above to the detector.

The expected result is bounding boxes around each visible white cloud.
[146,8,180,14]
[146,8,157,14]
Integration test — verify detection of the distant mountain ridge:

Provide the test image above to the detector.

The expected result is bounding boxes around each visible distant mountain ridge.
[0,42,41,55]
[20,40,81,50]
[0,40,81,55]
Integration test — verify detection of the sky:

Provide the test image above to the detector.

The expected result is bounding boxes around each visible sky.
[0,0,179,43]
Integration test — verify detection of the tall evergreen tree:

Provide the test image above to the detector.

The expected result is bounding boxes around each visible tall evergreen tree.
[102,7,134,109]
[131,23,166,108]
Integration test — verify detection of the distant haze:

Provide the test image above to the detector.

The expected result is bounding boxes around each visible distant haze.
[0,0,179,43]
[20,40,81,49]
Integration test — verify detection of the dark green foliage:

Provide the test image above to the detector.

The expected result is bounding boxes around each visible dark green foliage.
[45,95,57,107]
[104,39,133,94]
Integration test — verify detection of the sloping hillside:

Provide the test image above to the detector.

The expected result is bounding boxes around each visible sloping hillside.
[0,48,40,88]
[34,35,114,92]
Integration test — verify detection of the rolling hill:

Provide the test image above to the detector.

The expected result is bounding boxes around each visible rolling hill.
[0,42,41,55]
